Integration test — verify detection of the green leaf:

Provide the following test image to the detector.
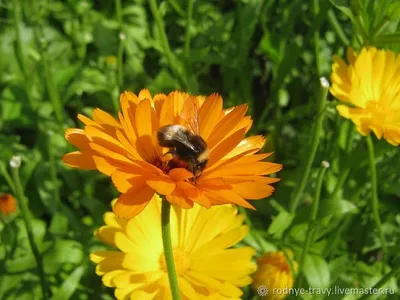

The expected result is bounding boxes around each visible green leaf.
[388,2,400,21]
[329,0,354,21]
[49,212,69,236]
[51,265,86,300]
[43,240,84,274]
[304,254,331,289]
[268,211,294,238]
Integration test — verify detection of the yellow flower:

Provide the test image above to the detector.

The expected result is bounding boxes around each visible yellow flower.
[330,47,400,146]
[0,193,16,216]
[252,251,296,300]
[63,90,281,218]
[90,195,256,299]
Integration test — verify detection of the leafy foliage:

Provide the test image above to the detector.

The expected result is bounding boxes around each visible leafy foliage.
[0,0,399,299]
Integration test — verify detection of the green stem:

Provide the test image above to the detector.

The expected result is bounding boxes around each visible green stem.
[313,0,321,75]
[149,0,186,89]
[366,136,387,273]
[34,25,64,125]
[370,17,388,41]
[289,78,329,213]
[0,163,16,194]
[11,161,49,299]
[168,0,185,17]
[373,33,400,46]
[116,0,124,94]
[358,264,400,300]
[184,0,193,59]
[327,9,350,46]
[48,133,61,211]
[161,198,181,300]
[13,0,35,110]
[297,162,329,287]
[355,14,368,44]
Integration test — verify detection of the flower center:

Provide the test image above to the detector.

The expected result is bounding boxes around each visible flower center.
[159,248,190,276]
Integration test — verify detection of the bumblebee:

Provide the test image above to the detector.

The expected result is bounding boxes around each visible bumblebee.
[157,124,209,176]
[157,98,209,177]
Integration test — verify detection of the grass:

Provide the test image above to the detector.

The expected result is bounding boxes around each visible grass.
[0,0,399,299]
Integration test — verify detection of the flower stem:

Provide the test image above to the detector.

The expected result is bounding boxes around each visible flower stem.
[358,264,400,300]
[313,0,321,75]
[10,159,49,299]
[13,0,35,111]
[366,136,387,272]
[184,0,194,59]
[115,0,124,92]
[327,9,350,46]
[48,132,61,211]
[289,78,329,213]
[297,161,329,288]
[161,198,181,300]
[370,17,388,41]
[149,0,186,89]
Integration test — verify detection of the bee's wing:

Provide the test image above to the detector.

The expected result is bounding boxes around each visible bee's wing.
[181,96,200,135]
[171,129,197,151]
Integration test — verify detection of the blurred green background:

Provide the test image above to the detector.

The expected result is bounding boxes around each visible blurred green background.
[0,0,399,299]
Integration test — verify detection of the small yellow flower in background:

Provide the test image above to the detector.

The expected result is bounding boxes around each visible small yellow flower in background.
[105,55,117,66]
[330,47,400,146]
[252,251,297,300]
[63,89,281,218]
[0,193,17,216]
[90,195,256,299]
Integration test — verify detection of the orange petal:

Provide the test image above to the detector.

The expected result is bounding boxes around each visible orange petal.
[112,171,147,193]
[65,128,90,149]
[207,104,248,148]
[208,162,282,177]
[78,114,99,127]
[113,186,155,219]
[146,178,176,195]
[92,108,120,126]
[207,128,247,167]
[198,94,223,140]
[235,153,273,164]
[168,168,194,181]
[196,178,231,190]
[231,182,275,199]
[135,99,157,162]
[188,193,211,208]
[138,88,152,101]
[159,91,185,126]
[85,125,126,155]
[121,91,139,104]
[89,143,133,165]
[202,148,256,177]
[204,189,255,210]
[62,151,96,169]
[166,189,194,209]
[92,156,118,176]
[224,135,265,159]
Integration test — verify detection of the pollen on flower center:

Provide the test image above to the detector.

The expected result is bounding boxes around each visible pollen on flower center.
[159,248,191,275]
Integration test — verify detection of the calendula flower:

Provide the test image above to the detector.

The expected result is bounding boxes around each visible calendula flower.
[330,47,400,146]
[252,251,297,300]
[63,90,281,218]
[90,195,256,299]
[0,193,17,216]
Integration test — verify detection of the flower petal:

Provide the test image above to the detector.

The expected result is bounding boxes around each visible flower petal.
[113,186,155,219]
[62,151,96,169]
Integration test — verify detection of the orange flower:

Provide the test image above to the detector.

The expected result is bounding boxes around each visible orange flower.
[0,193,17,215]
[63,90,282,218]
